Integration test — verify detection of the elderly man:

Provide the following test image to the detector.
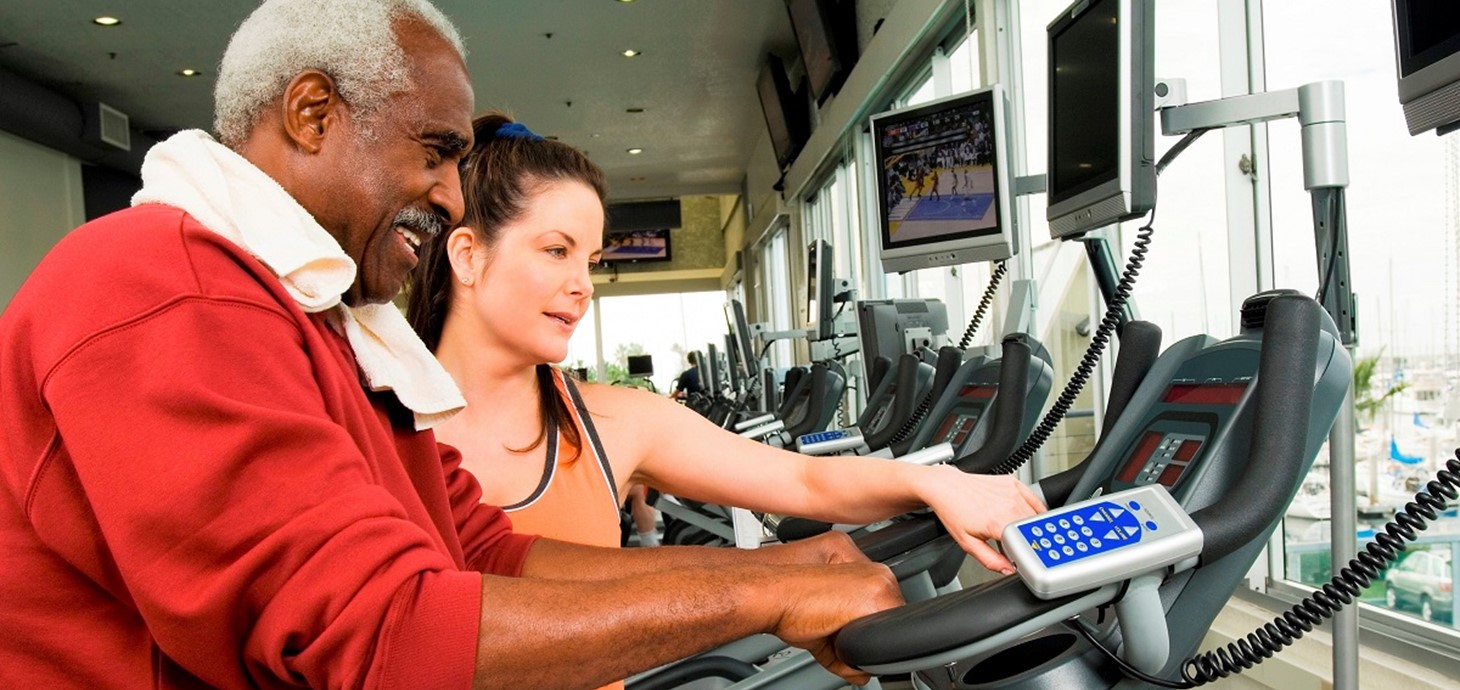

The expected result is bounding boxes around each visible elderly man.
[0,1,901,688]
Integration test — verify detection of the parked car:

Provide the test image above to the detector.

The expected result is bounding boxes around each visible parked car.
[1384,550,1454,623]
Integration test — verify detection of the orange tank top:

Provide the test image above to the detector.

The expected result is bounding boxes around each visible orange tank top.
[501,367,622,549]
[502,369,624,690]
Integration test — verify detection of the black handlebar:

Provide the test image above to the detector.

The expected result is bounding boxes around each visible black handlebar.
[865,353,926,451]
[1187,293,1320,563]
[1038,320,1163,508]
[954,334,1034,474]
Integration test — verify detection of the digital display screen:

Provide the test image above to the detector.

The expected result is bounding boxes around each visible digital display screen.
[958,384,996,399]
[1118,431,1162,484]
[934,411,984,446]
[1117,431,1205,488]
[875,92,1002,249]
[1049,0,1119,203]
[1161,383,1248,405]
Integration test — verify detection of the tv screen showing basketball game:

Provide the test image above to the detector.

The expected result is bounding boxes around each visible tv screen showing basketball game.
[600,227,672,264]
[870,84,1015,273]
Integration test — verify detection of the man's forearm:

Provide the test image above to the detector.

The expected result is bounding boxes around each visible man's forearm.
[518,532,864,582]
[472,563,779,689]
[523,538,771,581]
[471,533,899,689]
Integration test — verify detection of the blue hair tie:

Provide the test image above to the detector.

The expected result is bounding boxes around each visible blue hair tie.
[494,122,544,142]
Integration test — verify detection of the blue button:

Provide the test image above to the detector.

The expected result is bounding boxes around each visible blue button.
[1032,526,1043,537]
[1129,501,1142,511]
[1048,549,1061,561]
[1076,542,1089,552]
[1058,518,1071,529]
[1091,538,1102,548]
[1072,515,1084,525]
[1146,520,1158,531]
[1040,538,1051,548]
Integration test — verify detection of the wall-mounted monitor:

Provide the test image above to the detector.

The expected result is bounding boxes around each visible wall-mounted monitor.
[725,298,762,386]
[704,343,723,394]
[870,84,1017,274]
[1046,0,1156,240]
[806,239,849,342]
[756,53,811,170]
[601,227,671,264]
[785,0,857,105]
[1392,1,1460,135]
[626,354,654,378]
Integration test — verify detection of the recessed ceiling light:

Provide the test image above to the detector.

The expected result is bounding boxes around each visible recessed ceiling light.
[616,0,636,3]
[626,147,643,155]
[93,16,121,26]
[178,68,202,77]
[630,176,646,182]
[622,49,641,58]
[626,107,645,114]
[591,133,601,138]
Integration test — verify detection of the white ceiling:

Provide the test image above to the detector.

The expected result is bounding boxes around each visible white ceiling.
[0,0,802,202]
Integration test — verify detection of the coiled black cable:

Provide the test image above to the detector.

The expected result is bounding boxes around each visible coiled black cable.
[986,128,1207,475]
[887,262,1008,445]
[958,260,1009,350]
[1067,454,1460,687]
[1180,453,1460,685]
[986,220,1153,475]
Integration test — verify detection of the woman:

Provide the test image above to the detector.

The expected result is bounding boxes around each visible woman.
[407,112,1043,574]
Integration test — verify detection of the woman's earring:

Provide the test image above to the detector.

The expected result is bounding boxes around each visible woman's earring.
[460,275,473,286]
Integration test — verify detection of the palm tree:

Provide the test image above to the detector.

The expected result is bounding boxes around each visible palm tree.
[1353,349,1407,425]
[1353,349,1407,506]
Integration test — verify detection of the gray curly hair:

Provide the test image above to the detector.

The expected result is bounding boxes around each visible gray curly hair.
[213,0,465,148]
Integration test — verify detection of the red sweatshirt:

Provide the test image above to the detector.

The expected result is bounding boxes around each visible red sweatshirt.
[0,205,538,689]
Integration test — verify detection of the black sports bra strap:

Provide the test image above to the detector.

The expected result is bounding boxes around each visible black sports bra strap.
[559,370,620,505]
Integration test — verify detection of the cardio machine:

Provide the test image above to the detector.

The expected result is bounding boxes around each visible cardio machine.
[833,291,1353,689]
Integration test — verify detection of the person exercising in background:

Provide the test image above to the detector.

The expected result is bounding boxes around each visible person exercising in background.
[405,113,1047,677]
[0,2,904,688]
[671,351,704,400]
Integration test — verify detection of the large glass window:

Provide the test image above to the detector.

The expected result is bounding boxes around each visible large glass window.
[592,291,730,394]
[760,227,795,369]
[1264,0,1460,633]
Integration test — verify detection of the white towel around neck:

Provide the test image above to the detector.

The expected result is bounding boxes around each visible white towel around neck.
[132,129,464,430]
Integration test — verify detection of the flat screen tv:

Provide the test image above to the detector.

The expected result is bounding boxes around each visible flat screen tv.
[626,354,654,377]
[1392,1,1460,135]
[1046,0,1156,239]
[806,239,844,341]
[785,0,856,105]
[725,298,762,386]
[870,84,1017,274]
[756,53,810,170]
[600,227,671,264]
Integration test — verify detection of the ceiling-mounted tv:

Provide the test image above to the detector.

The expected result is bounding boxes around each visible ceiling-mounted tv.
[600,227,671,264]
[756,53,810,170]
[785,0,858,105]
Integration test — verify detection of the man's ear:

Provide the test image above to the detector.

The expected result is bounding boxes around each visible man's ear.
[281,70,340,154]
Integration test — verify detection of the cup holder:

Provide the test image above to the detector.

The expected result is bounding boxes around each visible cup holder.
[960,632,1077,684]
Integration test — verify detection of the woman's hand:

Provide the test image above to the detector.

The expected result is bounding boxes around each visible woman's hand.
[914,465,1046,573]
